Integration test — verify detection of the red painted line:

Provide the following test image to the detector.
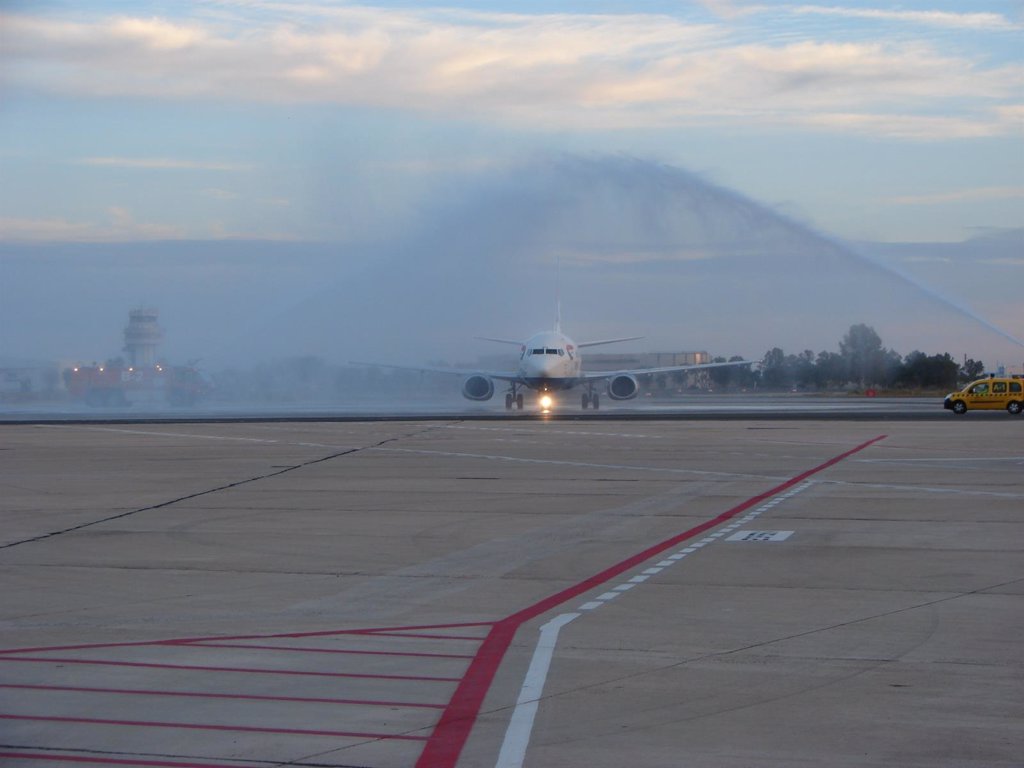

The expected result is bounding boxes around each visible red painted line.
[0,753,265,768]
[415,434,888,768]
[350,632,487,641]
[184,642,475,659]
[0,683,446,709]
[0,713,428,741]
[0,656,461,682]
[0,622,492,656]
[0,639,179,656]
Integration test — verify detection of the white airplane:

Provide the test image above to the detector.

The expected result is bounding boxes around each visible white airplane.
[355,314,751,410]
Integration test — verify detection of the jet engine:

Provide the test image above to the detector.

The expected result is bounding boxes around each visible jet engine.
[607,374,640,400]
[462,375,495,401]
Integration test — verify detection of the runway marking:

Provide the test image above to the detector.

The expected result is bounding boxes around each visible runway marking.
[0,654,462,682]
[0,754,272,768]
[483,442,884,768]
[0,682,446,709]
[181,641,475,660]
[0,621,485,759]
[0,713,428,741]
[495,613,580,768]
[727,530,796,542]
[416,434,887,768]
[571,483,814,616]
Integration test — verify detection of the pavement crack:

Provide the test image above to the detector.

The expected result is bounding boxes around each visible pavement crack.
[0,422,453,551]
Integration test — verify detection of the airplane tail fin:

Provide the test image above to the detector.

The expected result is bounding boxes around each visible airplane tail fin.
[555,258,562,333]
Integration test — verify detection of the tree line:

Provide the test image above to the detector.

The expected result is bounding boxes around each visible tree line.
[707,323,985,392]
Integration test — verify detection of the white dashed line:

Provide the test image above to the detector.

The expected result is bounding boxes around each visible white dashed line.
[575,480,816,615]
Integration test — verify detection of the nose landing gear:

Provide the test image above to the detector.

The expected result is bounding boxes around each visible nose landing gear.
[505,387,524,410]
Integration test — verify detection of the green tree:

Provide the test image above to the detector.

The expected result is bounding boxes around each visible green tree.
[960,358,985,382]
[839,324,897,387]
[760,347,794,390]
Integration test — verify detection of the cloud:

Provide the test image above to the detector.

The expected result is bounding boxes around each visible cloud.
[2,7,1021,138]
[780,5,1021,32]
[0,209,185,242]
[799,111,1019,140]
[79,157,252,171]
[200,188,238,200]
[889,187,1024,205]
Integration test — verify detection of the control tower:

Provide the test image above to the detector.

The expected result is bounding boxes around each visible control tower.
[123,308,163,367]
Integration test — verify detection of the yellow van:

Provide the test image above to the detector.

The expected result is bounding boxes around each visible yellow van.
[944,376,1024,415]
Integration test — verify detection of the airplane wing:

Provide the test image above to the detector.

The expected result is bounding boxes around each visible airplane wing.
[580,358,753,380]
[475,336,524,346]
[348,361,523,383]
[577,336,644,348]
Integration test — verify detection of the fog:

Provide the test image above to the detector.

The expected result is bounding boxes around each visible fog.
[2,155,1022,399]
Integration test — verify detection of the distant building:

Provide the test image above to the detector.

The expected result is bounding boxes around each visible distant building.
[583,351,711,371]
[123,307,163,367]
[0,359,62,400]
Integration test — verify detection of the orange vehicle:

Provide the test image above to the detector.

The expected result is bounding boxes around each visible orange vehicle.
[943,376,1023,415]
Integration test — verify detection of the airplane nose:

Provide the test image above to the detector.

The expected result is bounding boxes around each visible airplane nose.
[528,356,555,377]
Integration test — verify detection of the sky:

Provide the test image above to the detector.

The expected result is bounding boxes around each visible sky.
[1,1,1023,372]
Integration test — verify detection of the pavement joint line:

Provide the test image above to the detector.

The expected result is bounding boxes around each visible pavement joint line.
[37,425,281,444]
[374,446,784,482]
[3,423,450,550]
[818,479,1024,499]
[857,456,1024,463]
[443,425,663,440]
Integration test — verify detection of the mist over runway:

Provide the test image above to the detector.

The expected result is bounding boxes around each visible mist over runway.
[4,156,1022,377]
[0,393,951,425]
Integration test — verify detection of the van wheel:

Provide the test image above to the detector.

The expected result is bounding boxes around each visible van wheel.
[1008,401,1022,415]
[952,400,967,415]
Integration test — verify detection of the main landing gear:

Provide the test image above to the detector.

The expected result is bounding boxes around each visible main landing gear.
[505,387,524,410]
[581,387,600,410]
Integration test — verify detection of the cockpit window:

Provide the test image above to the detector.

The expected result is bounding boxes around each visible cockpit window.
[544,348,558,355]
[531,349,544,355]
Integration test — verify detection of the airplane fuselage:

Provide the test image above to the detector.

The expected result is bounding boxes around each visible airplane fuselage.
[517,330,582,391]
